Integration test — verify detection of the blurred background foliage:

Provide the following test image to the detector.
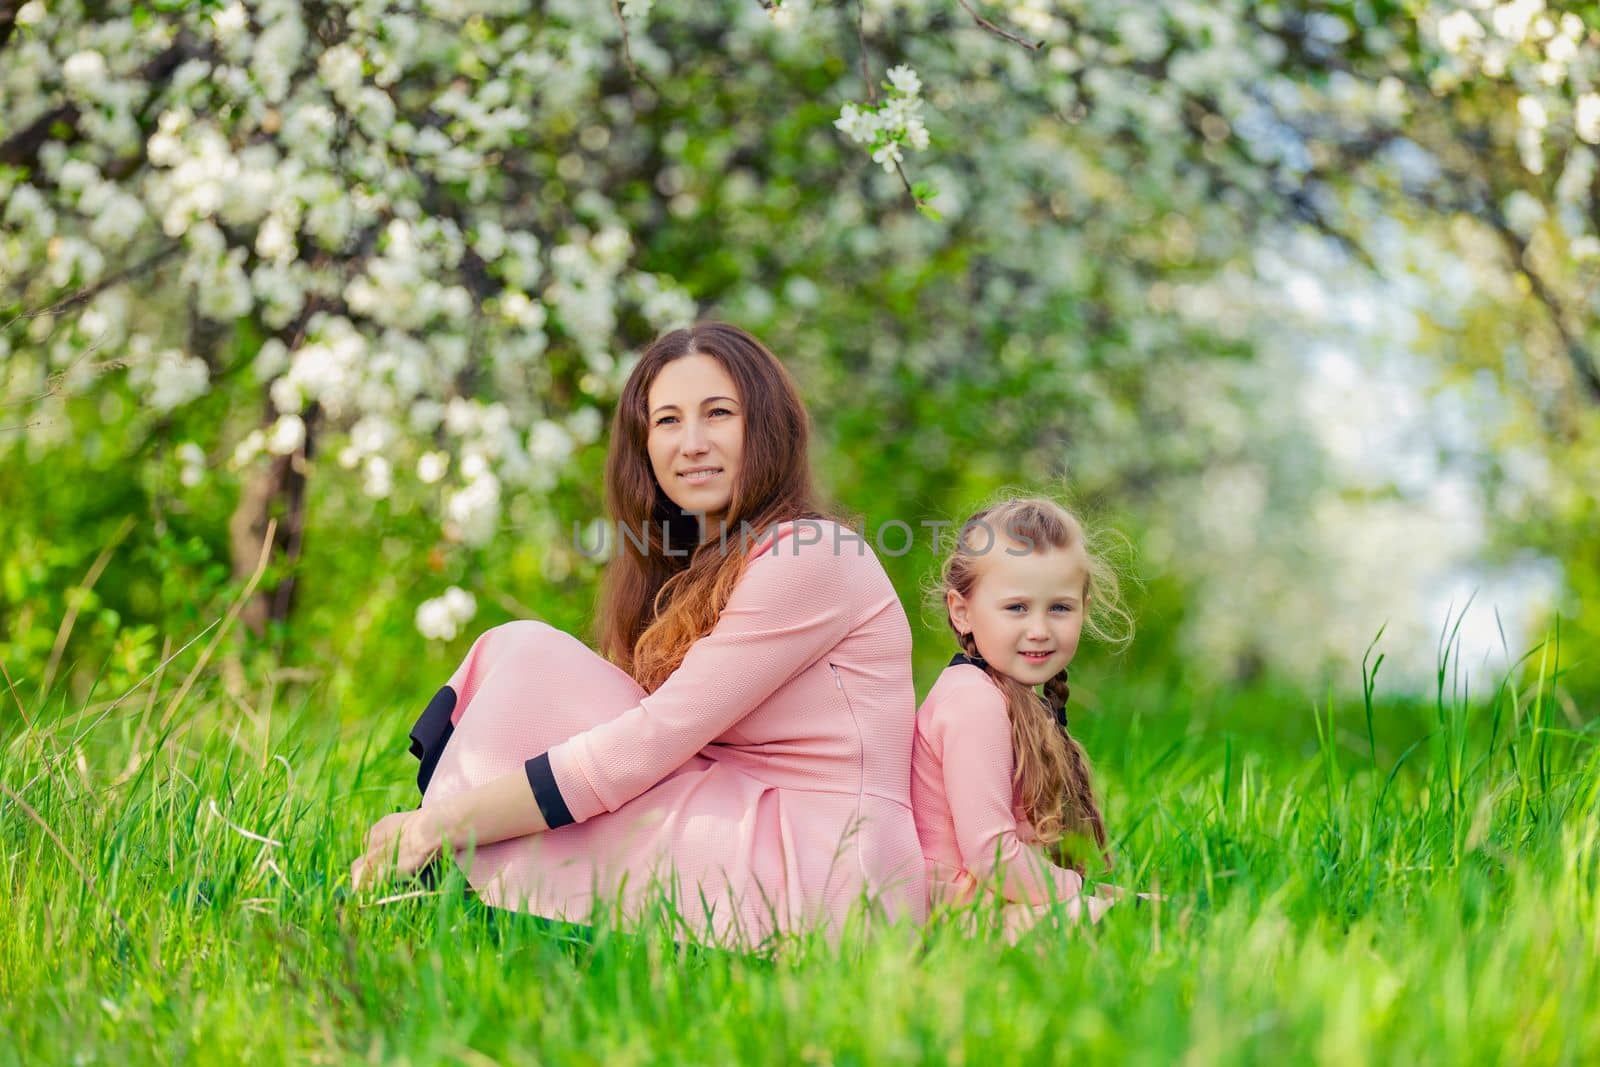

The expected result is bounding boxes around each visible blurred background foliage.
[1,0,1596,721]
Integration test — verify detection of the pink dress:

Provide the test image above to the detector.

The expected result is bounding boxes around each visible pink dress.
[910,661,1087,939]
[414,519,927,948]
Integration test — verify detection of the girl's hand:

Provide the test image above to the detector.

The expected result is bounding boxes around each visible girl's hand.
[1080,894,1114,924]
[350,809,440,891]
[1091,882,1166,905]
[1061,892,1114,924]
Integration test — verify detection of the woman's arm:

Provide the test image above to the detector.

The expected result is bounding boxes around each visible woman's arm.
[351,773,550,889]
[937,682,1086,907]
[534,523,863,826]
[426,768,550,845]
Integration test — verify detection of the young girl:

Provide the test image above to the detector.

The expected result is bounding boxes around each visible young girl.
[911,494,1134,940]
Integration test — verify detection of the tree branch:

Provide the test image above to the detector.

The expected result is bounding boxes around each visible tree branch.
[1,242,183,330]
[952,0,1043,51]
[855,0,877,106]
[0,103,79,168]
[1483,209,1600,404]
[0,0,18,52]
[609,0,657,89]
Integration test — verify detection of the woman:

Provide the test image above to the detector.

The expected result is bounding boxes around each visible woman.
[350,322,927,948]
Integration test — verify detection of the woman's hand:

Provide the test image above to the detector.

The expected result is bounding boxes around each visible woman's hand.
[350,809,440,892]
[349,768,553,893]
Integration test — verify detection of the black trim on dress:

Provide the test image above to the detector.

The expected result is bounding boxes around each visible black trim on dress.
[408,684,458,796]
[947,650,1068,729]
[523,752,576,830]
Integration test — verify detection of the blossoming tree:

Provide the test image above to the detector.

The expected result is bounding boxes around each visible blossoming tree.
[2,0,1595,675]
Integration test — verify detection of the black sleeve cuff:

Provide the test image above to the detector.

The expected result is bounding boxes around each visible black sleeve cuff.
[408,685,458,797]
[523,752,576,830]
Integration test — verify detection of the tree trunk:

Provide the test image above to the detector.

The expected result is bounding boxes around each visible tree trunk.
[229,404,319,635]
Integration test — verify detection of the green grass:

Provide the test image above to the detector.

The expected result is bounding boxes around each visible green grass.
[1,612,1596,1065]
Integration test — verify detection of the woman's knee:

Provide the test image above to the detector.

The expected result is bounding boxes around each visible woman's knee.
[485,619,585,663]
[460,618,637,702]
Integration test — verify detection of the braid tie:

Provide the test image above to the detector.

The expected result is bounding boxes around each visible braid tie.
[1042,666,1071,730]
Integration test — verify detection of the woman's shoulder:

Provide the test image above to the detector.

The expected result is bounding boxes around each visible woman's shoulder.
[742,518,896,588]
[719,518,895,625]
[744,517,870,561]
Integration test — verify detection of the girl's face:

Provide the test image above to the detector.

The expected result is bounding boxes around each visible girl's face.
[948,537,1091,687]
[646,353,744,533]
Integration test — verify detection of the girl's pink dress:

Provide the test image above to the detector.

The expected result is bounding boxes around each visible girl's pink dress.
[910,661,1088,940]
[414,519,927,948]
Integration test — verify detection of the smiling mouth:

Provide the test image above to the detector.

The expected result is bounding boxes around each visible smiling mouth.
[1020,651,1054,660]
[679,468,722,481]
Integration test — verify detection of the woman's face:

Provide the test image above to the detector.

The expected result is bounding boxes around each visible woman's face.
[948,537,1091,687]
[646,353,744,533]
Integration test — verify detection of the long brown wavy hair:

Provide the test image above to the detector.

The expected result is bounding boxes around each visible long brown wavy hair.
[937,494,1135,873]
[595,322,837,692]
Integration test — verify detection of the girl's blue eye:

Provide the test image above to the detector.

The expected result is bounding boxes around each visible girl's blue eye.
[1052,604,1072,613]
[711,407,733,416]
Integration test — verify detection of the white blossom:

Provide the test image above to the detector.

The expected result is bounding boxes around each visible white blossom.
[442,586,475,620]
[84,186,146,247]
[249,263,305,329]
[567,406,604,445]
[417,451,449,484]
[445,473,501,545]
[473,220,507,261]
[61,51,109,97]
[834,66,932,173]
[834,103,878,142]
[212,3,248,42]
[362,455,393,498]
[528,420,574,467]
[266,413,307,455]
[1576,94,1600,145]
[1517,95,1547,130]
[45,235,105,288]
[255,216,295,262]
[1490,0,1542,42]
[177,442,206,487]
[1436,11,1484,54]
[252,8,305,104]
[269,319,366,415]
[1503,189,1545,236]
[885,65,921,97]
[232,429,266,467]
[1116,10,1169,61]
[58,159,99,197]
[318,44,364,106]
[133,349,210,412]
[414,585,477,641]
